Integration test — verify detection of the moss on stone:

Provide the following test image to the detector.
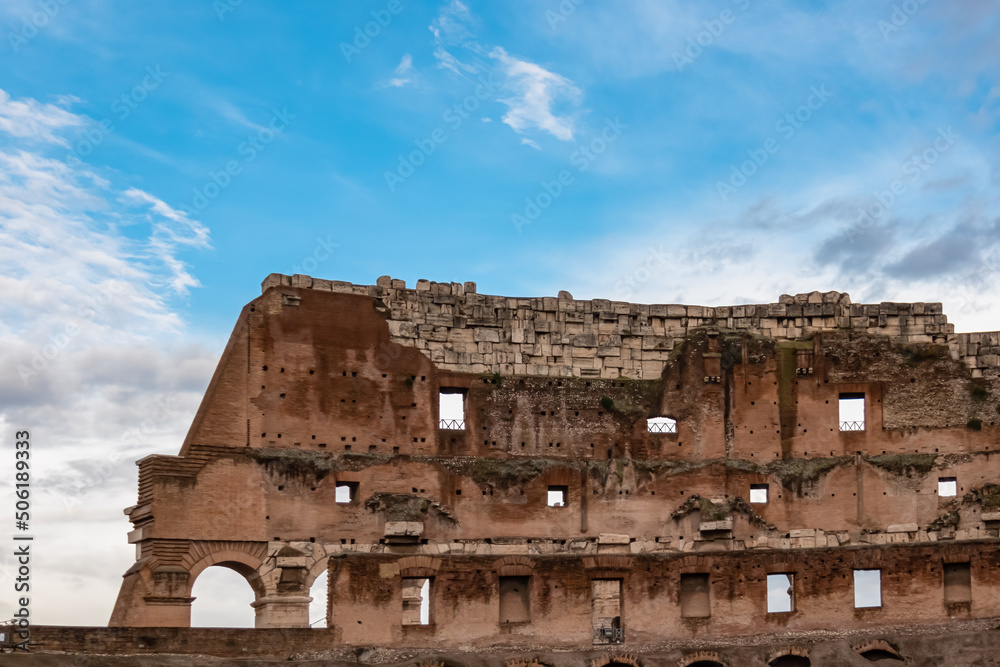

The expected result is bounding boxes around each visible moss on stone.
[247,448,338,480]
[698,496,730,521]
[964,483,1000,510]
[442,457,559,491]
[866,453,937,477]
[765,457,853,489]
[929,510,960,531]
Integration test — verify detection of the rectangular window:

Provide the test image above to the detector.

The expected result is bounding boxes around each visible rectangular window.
[854,569,881,608]
[439,389,466,430]
[335,481,358,504]
[938,477,958,497]
[591,579,623,644]
[402,577,431,625]
[646,416,677,433]
[944,562,972,603]
[750,484,769,504]
[499,576,530,623]
[767,573,794,613]
[680,573,710,618]
[839,392,865,431]
[547,485,568,507]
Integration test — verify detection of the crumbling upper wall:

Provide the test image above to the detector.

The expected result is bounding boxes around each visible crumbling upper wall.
[261,274,997,380]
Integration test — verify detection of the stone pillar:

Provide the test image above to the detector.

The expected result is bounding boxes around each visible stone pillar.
[110,562,194,627]
[252,594,312,628]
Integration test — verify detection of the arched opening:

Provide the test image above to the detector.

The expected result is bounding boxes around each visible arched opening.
[770,657,810,667]
[860,649,903,662]
[689,662,726,667]
[309,570,328,627]
[190,563,258,628]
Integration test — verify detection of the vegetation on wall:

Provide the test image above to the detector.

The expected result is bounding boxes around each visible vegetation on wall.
[865,453,937,477]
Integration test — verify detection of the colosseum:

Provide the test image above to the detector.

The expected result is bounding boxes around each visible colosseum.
[19,273,1000,666]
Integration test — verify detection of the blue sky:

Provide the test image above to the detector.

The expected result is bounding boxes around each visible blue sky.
[1,0,999,626]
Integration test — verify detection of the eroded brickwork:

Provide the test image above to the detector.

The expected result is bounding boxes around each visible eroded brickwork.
[107,274,1000,666]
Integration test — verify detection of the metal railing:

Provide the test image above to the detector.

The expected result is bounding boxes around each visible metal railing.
[647,421,677,434]
[593,622,625,644]
[840,421,865,432]
[439,419,466,430]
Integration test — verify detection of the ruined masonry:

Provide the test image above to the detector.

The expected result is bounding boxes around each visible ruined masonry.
[99,274,1000,666]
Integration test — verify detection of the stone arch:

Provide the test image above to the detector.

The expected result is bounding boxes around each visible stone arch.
[494,555,535,577]
[304,552,331,590]
[676,555,715,574]
[184,543,268,600]
[504,659,547,667]
[398,555,443,578]
[853,640,903,662]
[767,646,810,667]
[590,653,641,667]
[678,651,727,667]
[583,556,632,570]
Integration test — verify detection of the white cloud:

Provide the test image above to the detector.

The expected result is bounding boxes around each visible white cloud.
[520,137,541,150]
[490,47,582,142]
[396,53,413,75]
[429,1,479,74]
[0,89,216,625]
[0,89,85,147]
[387,53,415,88]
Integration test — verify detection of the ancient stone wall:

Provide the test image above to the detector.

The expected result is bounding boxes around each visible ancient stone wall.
[105,274,1000,664]
[261,273,997,380]
[23,617,1000,665]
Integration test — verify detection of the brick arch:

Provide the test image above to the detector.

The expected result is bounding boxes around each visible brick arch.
[304,553,331,590]
[853,640,903,661]
[678,651,727,667]
[767,646,810,667]
[494,556,535,576]
[183,541,268,598]
[676,555,715,574]
[590,653,641,667]
[764,560,796,575]
[398,555,443,578]
[504,660,547,667]
[583,556,632,570]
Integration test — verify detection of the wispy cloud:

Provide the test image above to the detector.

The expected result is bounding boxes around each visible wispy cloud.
[0,89,217,624]
[490,46,582,142]
[387,53,414,88]
[0,89,85,146]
